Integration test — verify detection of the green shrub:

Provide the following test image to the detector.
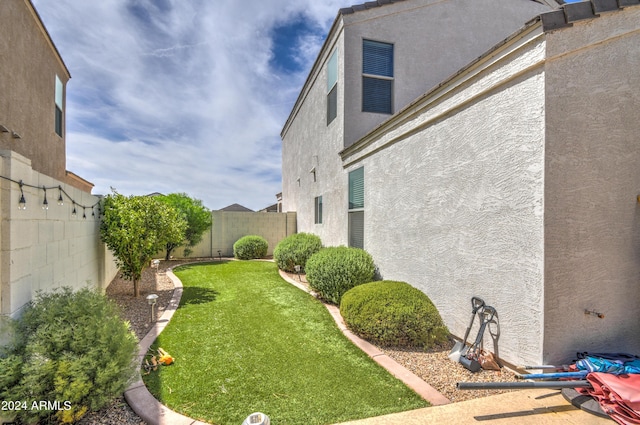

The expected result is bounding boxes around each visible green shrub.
[0,287,138,424]
[305,246,375,304]
[273,233,322,272]
[233,235,268,260]
[340,281,449,349]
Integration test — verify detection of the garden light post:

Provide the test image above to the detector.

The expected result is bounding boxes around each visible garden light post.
[294,265,301,281]
[146,294,159,322]
[242,412,270,425]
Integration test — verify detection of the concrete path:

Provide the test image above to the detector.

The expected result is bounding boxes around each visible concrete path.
[124,262,612,425]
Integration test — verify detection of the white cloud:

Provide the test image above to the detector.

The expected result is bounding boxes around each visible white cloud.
[31,0,347,210]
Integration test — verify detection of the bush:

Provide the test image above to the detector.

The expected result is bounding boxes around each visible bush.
[340,281,449,349]
[305,246,375,304]
[0,287,138,424]
[233,235,268,260]
[273,233,322,272]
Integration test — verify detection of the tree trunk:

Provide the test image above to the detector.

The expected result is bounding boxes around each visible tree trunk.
[134,278,140,297]
[165,246,173,261]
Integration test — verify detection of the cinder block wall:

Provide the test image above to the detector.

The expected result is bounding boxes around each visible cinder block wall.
[0,150,118,319]
[168,211,297,258]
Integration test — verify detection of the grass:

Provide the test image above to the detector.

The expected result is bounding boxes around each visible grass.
[143,261,428,425]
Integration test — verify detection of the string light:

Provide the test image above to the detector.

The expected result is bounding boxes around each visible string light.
[18,181,26,210]
[42,186,49,210]
[0,175,100,218]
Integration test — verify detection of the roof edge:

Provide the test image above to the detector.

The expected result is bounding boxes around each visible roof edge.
[26,0,71,79]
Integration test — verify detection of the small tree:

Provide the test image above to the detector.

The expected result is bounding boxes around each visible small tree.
[158,193,212,260]
[100,191,187,297]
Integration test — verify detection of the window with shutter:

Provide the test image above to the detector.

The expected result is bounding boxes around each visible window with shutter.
[55,75,64,137]
[315,196,323,224]
[327,49,338,125]
[362,39,393,114]
[348,167,364,248]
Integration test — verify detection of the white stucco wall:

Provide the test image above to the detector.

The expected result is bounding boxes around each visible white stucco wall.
[341,0,552,147]
[281,23,349,247]
[282,0,552,250]
[0,150,118,319]
[542,6,640,363]
[342,28,548,366]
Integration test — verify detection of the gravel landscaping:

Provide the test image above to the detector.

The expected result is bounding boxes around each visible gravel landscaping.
[82,259,519,424]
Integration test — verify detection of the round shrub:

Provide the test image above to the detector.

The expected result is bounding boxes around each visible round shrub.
[233,235,268,260]
[0,287,138,424]
[340,281,449,349]
[305,246,375,304]
[273,232,322,272]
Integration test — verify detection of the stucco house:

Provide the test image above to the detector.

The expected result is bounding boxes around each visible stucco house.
[281,0,640,366]
[0,0,117,326]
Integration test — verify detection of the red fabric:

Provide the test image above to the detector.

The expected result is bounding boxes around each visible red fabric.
[583,372,640,425]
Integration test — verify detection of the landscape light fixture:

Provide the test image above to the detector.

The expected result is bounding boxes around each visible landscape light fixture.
[0,124,9,133]
[11,131,21,139]
[218,250,222,261]
[294,265,302,281]
[18,181,26,210]
[242,412,270,425]
[146,294,159,322]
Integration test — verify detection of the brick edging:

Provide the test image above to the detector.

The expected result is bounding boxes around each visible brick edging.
[278,269,451,406]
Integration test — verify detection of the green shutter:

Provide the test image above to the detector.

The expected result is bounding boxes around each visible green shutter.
[348,167,364,210]
[327,49,338,92]
[349,211,364,249]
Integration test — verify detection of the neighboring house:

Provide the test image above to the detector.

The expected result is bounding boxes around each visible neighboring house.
[218,203,254,212]
[0,1,117,326]
[0,0,93,193]
[281,0,640,365]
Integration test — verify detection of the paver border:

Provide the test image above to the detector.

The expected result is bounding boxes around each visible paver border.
[124,260,449,425]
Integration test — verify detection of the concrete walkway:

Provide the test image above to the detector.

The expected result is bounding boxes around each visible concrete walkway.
[124,262,612,425]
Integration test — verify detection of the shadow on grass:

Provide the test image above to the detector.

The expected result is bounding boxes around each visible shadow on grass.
[180,286,220,306]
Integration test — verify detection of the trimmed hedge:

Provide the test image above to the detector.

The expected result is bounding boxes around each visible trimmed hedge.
[273,232,322,272]
[233,235,268,260]
[340,281,449,349]
[0,287,138,424]
[305,246,375,304]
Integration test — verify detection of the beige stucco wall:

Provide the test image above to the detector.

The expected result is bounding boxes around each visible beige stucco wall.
[542,6,640,364]
[167,211,297,258]
[0,0,70,185]
[0,150,117,320]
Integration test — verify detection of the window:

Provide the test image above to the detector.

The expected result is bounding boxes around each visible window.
[327,49,338,125]
[348,167,364,248]
[55,75,64,137]
[314,196,323,224]
[362,39,393,114]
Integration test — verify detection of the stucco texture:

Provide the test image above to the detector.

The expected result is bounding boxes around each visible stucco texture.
[543,7,640,364]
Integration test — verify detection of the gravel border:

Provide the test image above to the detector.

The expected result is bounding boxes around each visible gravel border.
[83,261,520,424]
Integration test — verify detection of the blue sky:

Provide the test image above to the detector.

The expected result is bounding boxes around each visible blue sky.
[31,0,346,210]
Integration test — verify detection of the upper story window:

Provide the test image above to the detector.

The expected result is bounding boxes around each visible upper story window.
[362,39,393,114]
[55,75,64,137]
[327,49,338,125]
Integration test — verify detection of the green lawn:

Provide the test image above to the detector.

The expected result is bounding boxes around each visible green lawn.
[143,260,428,425]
